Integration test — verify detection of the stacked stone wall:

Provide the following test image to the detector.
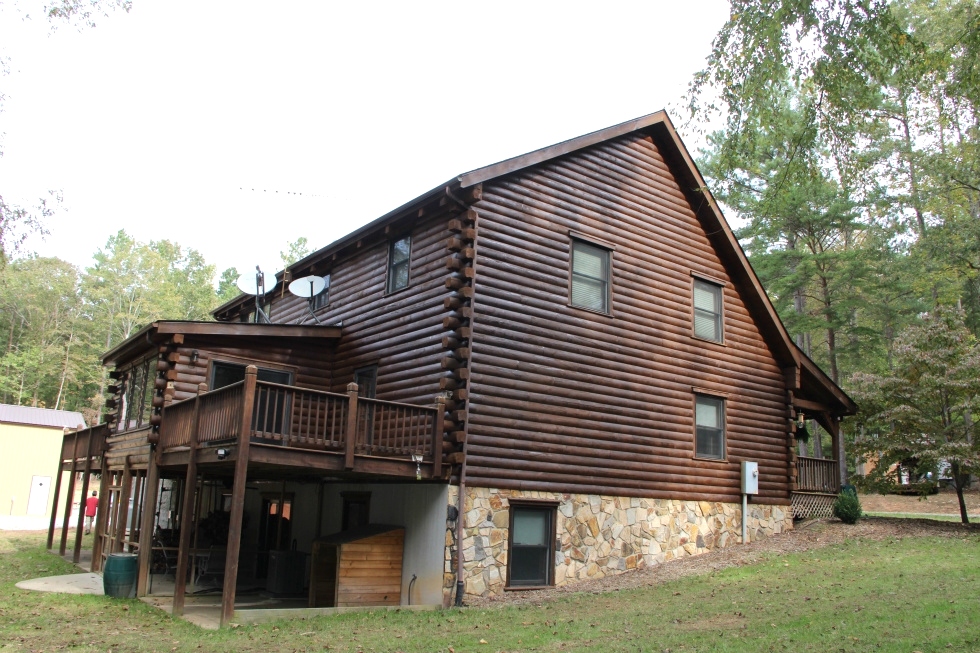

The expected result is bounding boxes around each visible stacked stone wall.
[445,487,793,601]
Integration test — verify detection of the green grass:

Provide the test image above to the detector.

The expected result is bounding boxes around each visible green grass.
[1,530,979,652]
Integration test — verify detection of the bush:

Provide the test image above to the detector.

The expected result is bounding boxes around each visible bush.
[833,490,863,524]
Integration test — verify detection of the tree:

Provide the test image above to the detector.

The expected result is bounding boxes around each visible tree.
[850,307,980,523]
[217,267,241,304]
[280,237,311,268]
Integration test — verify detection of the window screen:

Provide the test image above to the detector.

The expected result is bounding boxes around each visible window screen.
[509,505,555,586]
[695,394,725,459]
[387,236,411,293]
[693,279,723,342]
[571,240,610,313]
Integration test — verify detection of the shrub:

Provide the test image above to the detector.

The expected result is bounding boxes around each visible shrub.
[833,490,863,524]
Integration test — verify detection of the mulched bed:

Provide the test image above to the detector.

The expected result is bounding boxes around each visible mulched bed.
[466,517,980,608]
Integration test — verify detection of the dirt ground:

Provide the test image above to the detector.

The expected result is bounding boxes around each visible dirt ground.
[859,488,980,515]
[468,492,980,609]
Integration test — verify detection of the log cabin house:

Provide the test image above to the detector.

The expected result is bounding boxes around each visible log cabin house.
[48,111,855,624]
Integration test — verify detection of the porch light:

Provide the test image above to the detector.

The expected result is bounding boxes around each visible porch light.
[411,453,423,480]
[216,448,229,460]
[796,413,810,443]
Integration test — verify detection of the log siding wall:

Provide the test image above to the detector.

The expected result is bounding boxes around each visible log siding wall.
[466,133,790,504]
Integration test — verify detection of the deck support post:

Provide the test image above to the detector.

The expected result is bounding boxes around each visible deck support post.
[112,457,133,554]
[173,385,205,616]
[90,456,110,571]
[220,365,257,627]
[58,431,80,556]
[46,458,65,550]
[72,429,95,564]
[344,382,359,470]
[136,448,160,596]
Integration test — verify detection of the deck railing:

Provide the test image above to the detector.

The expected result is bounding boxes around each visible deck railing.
[60,423,110,461]
[356,397,435,457]
[796,456,841,493]
[156,374,443,473]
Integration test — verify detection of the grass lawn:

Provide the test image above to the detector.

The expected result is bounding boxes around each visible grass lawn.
[1,530,978,652]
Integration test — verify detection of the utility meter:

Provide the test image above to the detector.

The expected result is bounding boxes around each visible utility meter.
[741,461,759,495]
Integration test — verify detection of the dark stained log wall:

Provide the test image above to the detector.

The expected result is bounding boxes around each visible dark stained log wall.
[254,210,456,407]
[465,132,791,504]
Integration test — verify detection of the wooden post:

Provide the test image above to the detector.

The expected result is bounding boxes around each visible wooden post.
[111,458,133,554]
[58,431,80,556]
[46,458,65,550]
[90,458,111,572]
[220,365,257,626]
[130,470,144,546]
[136,448,160,596]
[432,396,446,478]
[173,384,204,616]
[344,382,359,470]
[72,430,95,564]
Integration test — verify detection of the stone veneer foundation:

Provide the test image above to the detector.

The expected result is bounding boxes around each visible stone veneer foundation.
[444,486,794,601]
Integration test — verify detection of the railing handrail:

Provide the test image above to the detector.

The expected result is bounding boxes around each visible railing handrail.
[166,380,245,411]
[357,395,440,413]
[254,379,347,401]
[797,455,838,464]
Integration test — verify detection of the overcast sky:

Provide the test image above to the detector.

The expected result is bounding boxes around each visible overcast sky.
[1,0,730,279]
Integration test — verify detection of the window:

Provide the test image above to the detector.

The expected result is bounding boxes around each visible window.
[387,236,411,293]
[121,356,158,431]
[695,394,725,460]
[313,274,330,310]
[570,239,611,313]
[693,279,723,342]
[354,365,378,443]
[508,503,557,587]
[341,492,371,530]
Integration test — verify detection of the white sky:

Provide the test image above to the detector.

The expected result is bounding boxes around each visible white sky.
[1,0,730,279]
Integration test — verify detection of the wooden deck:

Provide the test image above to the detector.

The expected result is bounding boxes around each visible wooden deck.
[792,456,841,518]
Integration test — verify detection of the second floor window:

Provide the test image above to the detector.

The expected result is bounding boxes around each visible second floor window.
[313,274,330,310]
[387,235,411,293]
[570,239,610,313]
[693,279,723,342]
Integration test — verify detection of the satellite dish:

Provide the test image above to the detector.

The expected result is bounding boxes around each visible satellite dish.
[235,265,279,296]
[288,275,326,299]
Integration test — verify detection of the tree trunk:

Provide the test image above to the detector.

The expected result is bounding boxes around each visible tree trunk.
[951,462,970,524]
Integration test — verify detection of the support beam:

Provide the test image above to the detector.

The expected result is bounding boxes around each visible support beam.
[220,365,257,627]
[136,450,160,596]
[46,462,65,550]
[173,385,204,617]
[111,458,133,554]
[90,458,111,572]
[344,382,358,470]
[58,433,81,556]
[72,443,94,564]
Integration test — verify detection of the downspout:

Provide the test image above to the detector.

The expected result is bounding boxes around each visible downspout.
[445,183,476,608]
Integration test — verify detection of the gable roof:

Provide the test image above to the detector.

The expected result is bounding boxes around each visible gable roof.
[0,404,86,430]
[215,111,855,416]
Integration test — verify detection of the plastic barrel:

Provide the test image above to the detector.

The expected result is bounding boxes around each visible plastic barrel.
[103,553,139,598]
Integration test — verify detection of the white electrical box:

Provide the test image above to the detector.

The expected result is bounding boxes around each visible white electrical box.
[741,461,759,495]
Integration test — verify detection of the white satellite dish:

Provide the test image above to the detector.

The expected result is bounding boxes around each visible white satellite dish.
[235,265,279,296]
[288,275,326,299]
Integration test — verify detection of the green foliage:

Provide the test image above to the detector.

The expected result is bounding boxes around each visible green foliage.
[833,490,863,523]
[851,307,980,522]
[280,236,311,268]
[217,267,241,304]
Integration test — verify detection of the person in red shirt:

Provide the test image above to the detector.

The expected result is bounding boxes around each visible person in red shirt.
[84,491,98,534]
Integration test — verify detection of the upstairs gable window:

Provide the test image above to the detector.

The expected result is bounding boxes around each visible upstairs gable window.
[387,236,411,293]
[570,239,611,314]
[693,278,723,342]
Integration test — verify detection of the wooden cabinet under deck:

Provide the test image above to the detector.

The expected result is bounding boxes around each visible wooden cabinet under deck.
[308,525,404,608]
